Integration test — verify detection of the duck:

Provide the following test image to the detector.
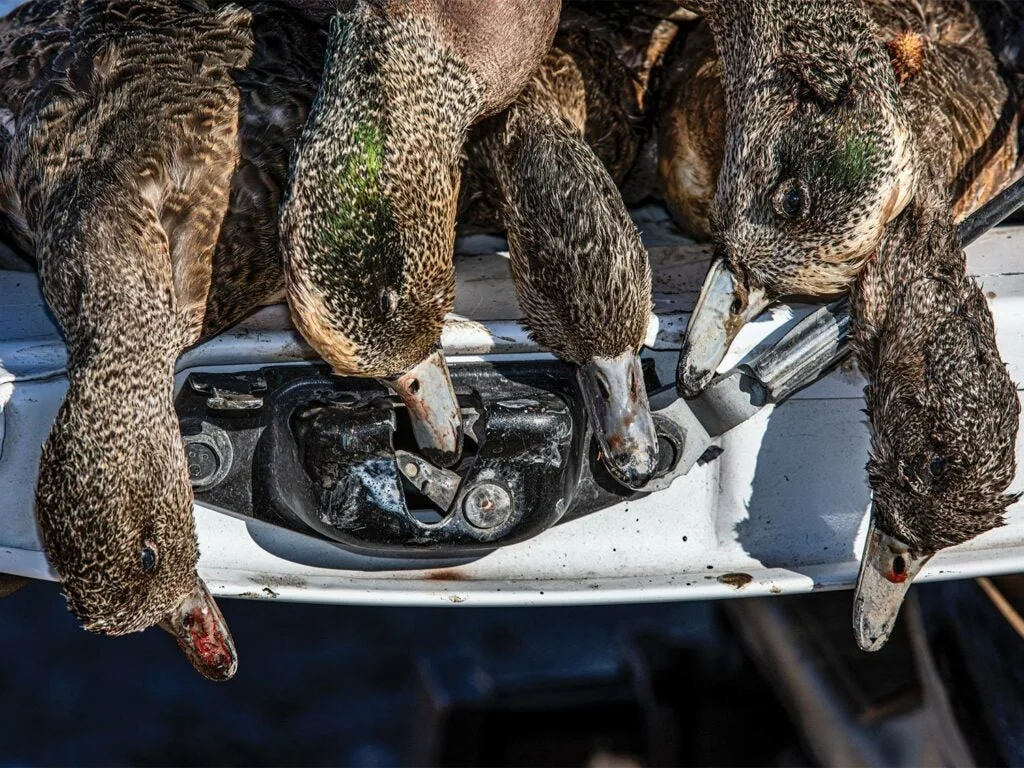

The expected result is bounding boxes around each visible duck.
[461,39,661,489]
[0,0,332,679]
[671,0,1019,396]
[458,1,687,235]
[278,0,560,469]
[849,171,1020,651]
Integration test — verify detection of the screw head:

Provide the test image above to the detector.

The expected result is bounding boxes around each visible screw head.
[186,441,220,486]
[462,483,513,530]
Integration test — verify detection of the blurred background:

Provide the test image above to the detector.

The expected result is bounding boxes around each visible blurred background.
[2,578,1023,766]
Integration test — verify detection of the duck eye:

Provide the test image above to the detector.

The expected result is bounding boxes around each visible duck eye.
[777,183,807,219]
[140,545,158,573]
[928,455,947,479]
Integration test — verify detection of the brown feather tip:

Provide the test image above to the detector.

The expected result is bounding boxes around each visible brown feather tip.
[887,32,925,85]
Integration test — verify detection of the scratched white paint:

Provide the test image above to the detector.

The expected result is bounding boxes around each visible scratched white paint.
[3,225,1024,604]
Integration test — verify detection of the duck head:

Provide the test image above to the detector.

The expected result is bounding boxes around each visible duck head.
[676,0,917,396]
[496,95,658,490]
[281,2,558,469]
[852,208,1020,651]
[281,7,474,467]
[37,370,237,681]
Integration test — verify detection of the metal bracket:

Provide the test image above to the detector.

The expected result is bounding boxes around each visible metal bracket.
[646,298,852,486]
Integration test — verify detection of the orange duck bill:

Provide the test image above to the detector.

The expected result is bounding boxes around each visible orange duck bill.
[159,578,238,682]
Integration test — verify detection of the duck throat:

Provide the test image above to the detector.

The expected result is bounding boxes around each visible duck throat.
[487,80,651,365]
[283,7,484,299]
[851,185,955,340]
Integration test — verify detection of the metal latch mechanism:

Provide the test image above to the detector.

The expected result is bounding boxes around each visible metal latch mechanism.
[645,298,852,492]
[176,300,851,554]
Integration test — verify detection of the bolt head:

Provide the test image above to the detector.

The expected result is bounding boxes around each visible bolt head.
[462,483,513,529]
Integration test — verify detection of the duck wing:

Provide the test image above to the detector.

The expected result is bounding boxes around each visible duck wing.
[868,0,1018,218]
[200,1,326,338]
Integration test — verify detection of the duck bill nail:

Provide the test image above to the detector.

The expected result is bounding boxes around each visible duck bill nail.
[677,259,769,398]
[159,578,238,682]
[385,347,463,468]
[852,519,933,653]
[577,351,659,491]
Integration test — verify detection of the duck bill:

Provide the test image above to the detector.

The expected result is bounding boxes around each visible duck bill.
[384,346,463,468]
[677,258,770,397]
[852,518,933,652]
[159,578,237,681]
[577,351,659,490]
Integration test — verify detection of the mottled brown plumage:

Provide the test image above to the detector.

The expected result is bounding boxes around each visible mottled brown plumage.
[482,51,652,368]
[666,0,1016,241]
[850,171,1020,650]
[855,198,1019,553]
[0,0,326,677]
[280,0,559,379]
[278,0,559,468]
[460,40,659,488]
[460,3,684,233]
[674,0,1019,396]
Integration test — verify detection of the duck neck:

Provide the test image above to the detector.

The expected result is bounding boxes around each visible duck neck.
[291,8,485,274]
[41,252,182,426]
[850,190,960,368]
[488,86,651,363]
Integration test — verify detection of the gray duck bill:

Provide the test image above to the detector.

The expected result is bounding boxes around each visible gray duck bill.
[159,577,238,682]
[852,517,933,652]
[384,346,464,469]
[677,258,769,397]
[577,351,659,491]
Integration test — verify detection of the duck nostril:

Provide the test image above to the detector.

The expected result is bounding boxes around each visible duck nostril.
[893,554,906,575]
[408,378,420,395]
[730,296,744,315]
[628,366,640,402]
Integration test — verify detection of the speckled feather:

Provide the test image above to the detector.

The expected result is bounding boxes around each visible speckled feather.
[468,48,653,365]
[279,0,558,380]
[460,4,682,233]
[281,5,483,378]
[852,176,1020,553]
[0,0,325,634]
[663,0,1016,298]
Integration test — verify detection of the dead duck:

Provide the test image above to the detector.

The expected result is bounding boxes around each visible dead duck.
[0,0,327,679]
[672,0,1018,395]
[850,174,1020,651]
[279,0,560,468]
[463,45,659,489]
[458,1,687,234]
